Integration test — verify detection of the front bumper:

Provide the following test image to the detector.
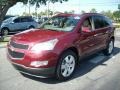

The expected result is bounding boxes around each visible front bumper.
[12,62,55,78]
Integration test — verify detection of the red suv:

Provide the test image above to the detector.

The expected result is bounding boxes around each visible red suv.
[7,13,115,80]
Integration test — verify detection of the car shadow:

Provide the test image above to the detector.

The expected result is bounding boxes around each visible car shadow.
[21,47,120,84]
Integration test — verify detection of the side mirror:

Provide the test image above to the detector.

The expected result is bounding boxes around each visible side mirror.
[81,27,91,33]
[11,21,14,24]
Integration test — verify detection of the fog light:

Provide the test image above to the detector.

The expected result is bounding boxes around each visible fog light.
[30,61,48,67]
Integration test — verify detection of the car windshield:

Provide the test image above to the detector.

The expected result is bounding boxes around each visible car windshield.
[3,17,14,23]
[4,15,14,20]
[39,16,80,32]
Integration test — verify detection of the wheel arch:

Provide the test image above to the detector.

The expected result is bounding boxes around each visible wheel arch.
[28,25,35,29]
[1,27,10,35]
[57,46,79,65]
[1,27,9,31]
[110,36,115,41]
[55,46,79,80]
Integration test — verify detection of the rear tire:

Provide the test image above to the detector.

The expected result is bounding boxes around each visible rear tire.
[1,28,9,36]
[103,39,114,56]
[29,26,35,29]
[56,50,77,81]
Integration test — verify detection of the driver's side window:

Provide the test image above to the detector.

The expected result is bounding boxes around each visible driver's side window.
[81,17,92,32]
[14,18,21,23]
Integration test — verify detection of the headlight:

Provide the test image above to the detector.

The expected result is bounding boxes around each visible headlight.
[31,39,58,53]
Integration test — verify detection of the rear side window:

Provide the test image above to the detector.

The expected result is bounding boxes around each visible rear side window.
[21,18,28,22]
[93,15,111,29]
[103,17,112,26]
[27,17,34,22]
[21,17,34,22]
[93,16,104,29]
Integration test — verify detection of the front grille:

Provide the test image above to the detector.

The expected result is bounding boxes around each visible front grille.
[8,48,24,59]
[10,41,29,50]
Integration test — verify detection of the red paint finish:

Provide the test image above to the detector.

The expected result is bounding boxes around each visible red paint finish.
[7,13,115,77]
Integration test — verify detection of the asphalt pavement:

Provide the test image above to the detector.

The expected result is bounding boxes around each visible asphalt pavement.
[0,30,120,90]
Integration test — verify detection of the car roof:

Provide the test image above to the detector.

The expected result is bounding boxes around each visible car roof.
[55,13,81,17]
[55,13,103,17]
[19,16,33,18]
[3,16,15,21]
[13,16,32,19]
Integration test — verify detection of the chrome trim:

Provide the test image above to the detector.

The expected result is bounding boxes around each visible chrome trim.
[10,40,29,50]
[7,48,24,60]
[8,52,24,60]
[12,62,47,70]
[20,71,47,78]
[9,43,25,51]
[10,40,29,46]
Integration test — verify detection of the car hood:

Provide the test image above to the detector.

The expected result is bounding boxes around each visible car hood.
[12,29,67,44]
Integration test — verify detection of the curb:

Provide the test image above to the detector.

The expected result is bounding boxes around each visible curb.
[0,43,7,48]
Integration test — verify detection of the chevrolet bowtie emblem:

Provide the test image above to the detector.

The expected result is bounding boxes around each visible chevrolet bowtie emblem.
[11,47,14,51]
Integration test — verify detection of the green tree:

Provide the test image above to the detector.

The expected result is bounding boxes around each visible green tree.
[64,11,68,14]
[54,11,62,15]
[32,12,37,16]
[81,10,86,14]
[0,0,68,26]
[90,8,97,13]
[49,10,53,16]
[113,11,120,18]
[41,9,53,17]
[22,12,30,16]
[101,10,113,19]
[39,11,46,16]
[64,10,75,14]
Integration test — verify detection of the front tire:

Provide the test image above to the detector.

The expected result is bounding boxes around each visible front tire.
[56,50,77,81]
[103,39,114,56]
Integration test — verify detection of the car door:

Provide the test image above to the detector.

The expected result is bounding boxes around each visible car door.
[20,17,29,30]
[9,17,21,32]
[92,15,110,50]
[78,16,97,55]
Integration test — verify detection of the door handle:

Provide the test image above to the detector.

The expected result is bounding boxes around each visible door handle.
[105,31,109,34]
[94,34,98,37]
[89,44,94,47]
[94,33,104,37]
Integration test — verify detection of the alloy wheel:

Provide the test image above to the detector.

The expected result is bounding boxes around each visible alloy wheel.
[61,55,75,77]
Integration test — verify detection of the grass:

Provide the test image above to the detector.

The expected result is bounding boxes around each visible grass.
[0,36,11,46]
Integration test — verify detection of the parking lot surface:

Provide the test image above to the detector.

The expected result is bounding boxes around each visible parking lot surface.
[0,30,120,90]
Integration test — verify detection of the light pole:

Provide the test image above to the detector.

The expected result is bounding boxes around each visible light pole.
[118,4,120,11]
[47,1,50,18]
[35,6,37,18]
[28,0,31,15]
[35,2,39,19]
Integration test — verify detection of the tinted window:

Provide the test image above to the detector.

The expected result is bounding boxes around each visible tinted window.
[14,18,21,23]
[103,17,112,26]
[4,15,14,20]
[93,16,105,29]
[21,18,28,22]
[28,17,34,22]
[21,17,34,22]
[93,15,111,29]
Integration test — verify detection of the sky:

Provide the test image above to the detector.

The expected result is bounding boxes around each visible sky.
[7,0,120,15]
